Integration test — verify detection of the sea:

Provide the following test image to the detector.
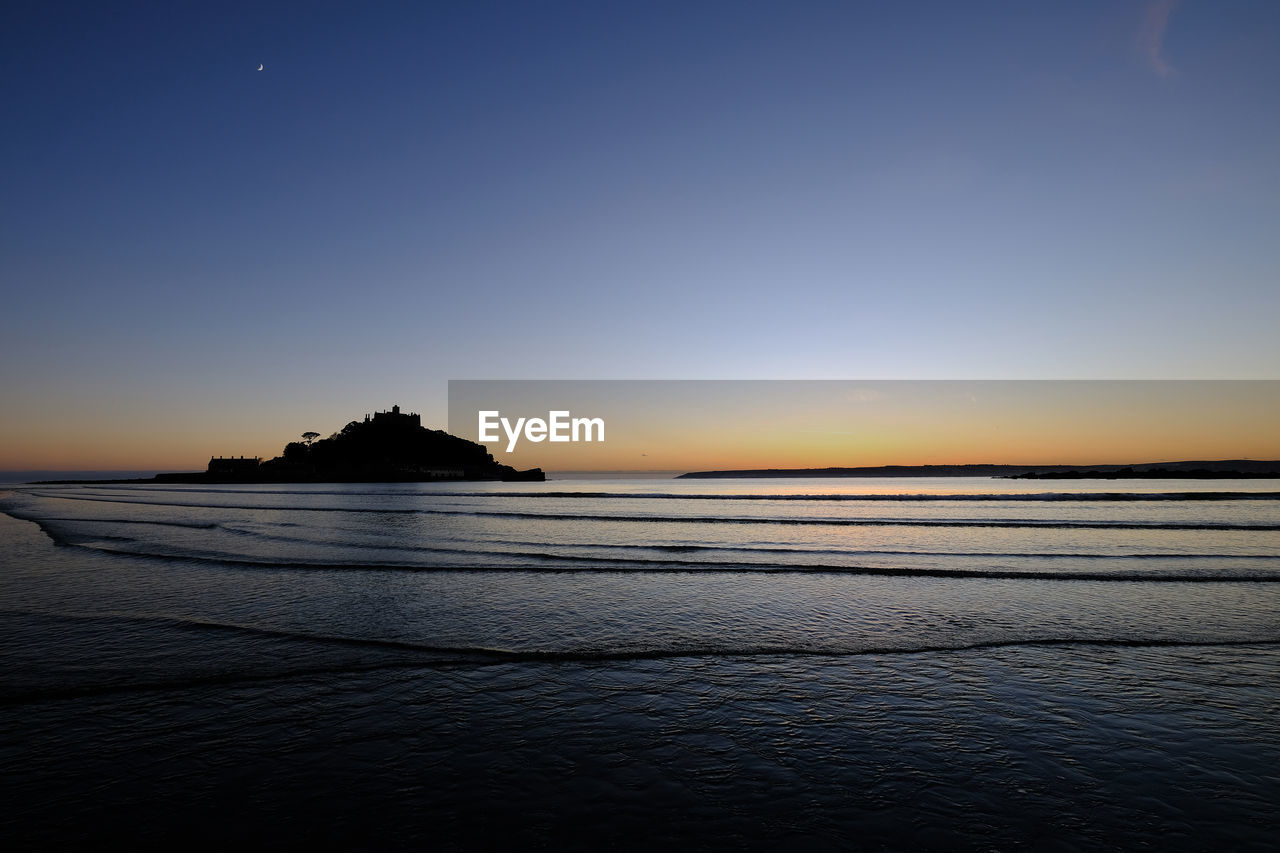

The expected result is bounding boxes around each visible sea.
[1,477,1278,850]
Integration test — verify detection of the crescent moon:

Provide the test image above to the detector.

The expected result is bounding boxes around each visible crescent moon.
[258,64,264,71]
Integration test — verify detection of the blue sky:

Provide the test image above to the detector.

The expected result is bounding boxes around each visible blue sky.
[2,1,1278,467]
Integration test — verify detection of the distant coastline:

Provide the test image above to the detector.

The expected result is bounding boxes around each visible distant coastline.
[677,460,1280,479]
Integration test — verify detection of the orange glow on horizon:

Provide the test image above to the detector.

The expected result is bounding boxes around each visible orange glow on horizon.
[4,382,1278,473]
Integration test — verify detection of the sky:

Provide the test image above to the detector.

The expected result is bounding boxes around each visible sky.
[2,1,1278,470]
[447,380,1280,470]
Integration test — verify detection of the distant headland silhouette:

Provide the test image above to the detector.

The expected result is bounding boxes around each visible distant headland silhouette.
[39,405,544,485]
[677,461,1280,479]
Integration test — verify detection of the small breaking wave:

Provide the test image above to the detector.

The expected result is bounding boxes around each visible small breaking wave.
[60,541,1280,581]
[17,494,1280,530]
[4,605,1278,703]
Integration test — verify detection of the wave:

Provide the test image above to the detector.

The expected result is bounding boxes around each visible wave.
[18,495,1280,530]
[483,539,1280,561]
[14,640,1280,706]
[210,525,1280,561]
[14,605,1280,662]
[62,541,1280,581]
[19,510,1274,568]
[4,606,1278,703]
[21,515,219,529]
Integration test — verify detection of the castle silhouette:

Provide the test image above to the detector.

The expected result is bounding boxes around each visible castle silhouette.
[161,405,544,483]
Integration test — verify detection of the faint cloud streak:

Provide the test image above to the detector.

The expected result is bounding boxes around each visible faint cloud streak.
[1138,0,1178,77]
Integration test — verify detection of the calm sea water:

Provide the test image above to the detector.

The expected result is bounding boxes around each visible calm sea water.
[2,478,1278,849]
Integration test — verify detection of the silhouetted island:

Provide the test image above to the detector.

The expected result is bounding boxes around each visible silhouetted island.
[677,460,1280,479]
[185,405,543,483]
[38,405,543,485]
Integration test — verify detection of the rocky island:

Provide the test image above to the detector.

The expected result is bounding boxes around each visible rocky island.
[170,405,544,483]
[35,405,544,485]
